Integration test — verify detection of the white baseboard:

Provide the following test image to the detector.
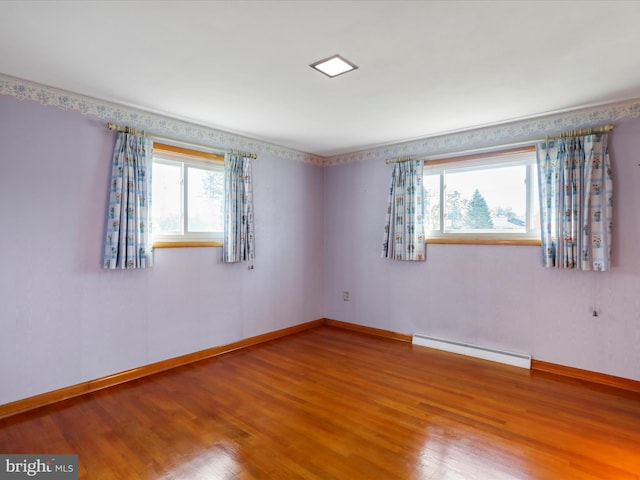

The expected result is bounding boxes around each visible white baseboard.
[412,333,531,369]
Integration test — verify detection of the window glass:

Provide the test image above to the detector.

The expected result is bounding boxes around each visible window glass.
[152,145,224,245]
[424,149,540,242]
[187,166,224,233]
[153,161,182,235]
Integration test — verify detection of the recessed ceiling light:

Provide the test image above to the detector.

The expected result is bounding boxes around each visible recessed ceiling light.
[310,55,358,78]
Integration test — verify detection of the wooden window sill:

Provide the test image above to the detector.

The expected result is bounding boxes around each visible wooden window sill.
[426,238,541,246]
[153,241,222,248]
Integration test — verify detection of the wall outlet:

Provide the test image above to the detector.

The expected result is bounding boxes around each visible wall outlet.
[343,291,350,301]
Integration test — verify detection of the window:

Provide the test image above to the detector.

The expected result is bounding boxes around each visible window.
[424,147,540,244]
[152,143,225,247]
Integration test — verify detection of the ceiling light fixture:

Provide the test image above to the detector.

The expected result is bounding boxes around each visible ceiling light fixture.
[310,54,358,78]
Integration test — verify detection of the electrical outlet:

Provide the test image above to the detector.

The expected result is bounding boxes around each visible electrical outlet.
[343,291,350,301]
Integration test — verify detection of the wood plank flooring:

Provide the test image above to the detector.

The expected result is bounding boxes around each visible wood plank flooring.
[1,326,639,479]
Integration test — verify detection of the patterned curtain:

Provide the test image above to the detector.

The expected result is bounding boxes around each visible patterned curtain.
[222,153,255,263]
[536,133,612,271]
[382,160,426,261]
[103,132,153,269]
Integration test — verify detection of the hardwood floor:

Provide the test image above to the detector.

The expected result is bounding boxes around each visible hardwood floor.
[1,326,639,479]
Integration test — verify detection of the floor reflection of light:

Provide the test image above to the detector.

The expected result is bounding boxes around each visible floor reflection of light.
[161,443,240,480]
[414,428,530,480]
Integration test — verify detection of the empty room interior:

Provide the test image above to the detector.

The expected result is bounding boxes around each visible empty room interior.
[1,1,640,479]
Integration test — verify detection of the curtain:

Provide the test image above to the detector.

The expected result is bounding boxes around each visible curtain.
[103,132,153,269]
[382,160,426,261]
[223,153,255,263]
[536,133,612,271]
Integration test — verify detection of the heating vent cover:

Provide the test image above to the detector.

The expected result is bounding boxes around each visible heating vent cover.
[412,334,531,369]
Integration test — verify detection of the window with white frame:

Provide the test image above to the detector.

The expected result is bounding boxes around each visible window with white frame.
[424,147,540,244]
[152,143,225,246]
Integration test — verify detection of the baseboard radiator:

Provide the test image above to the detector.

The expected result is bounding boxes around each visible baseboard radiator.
[412,333,531,369]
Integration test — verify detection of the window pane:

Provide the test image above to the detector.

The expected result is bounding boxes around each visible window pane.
[444,164,528,233]
[530,167,540,232]
[152,162,182,234]
[424,174,441,231]
[187,167,224,233]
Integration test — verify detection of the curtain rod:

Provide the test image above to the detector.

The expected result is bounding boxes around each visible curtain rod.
[385,123,615,164]
[106,123,257,159]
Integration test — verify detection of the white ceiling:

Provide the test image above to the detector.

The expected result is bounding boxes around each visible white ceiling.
[2,0,640,157]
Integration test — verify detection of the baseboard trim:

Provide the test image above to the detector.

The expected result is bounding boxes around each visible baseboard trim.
[323,318,413,343]
[531,359,640,394]
[0,319,324,419]
[325,320,640,393]
[4,319,638,419]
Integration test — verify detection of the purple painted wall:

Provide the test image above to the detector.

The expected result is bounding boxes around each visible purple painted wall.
[0,95,325,405]
[324,117,640,381]
[2,89,640,407]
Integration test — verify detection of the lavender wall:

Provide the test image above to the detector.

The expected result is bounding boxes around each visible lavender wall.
[0,95,325,405]
[324,116,640,381]
[2,88,640,408]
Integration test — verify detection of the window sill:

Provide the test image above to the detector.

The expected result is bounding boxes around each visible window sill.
[426,238,541,246]
[153,241,223,248]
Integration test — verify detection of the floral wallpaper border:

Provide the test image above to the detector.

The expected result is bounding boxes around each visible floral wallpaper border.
[0,73,325,166]
[2,73,640,167]
[325,98,640,166]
